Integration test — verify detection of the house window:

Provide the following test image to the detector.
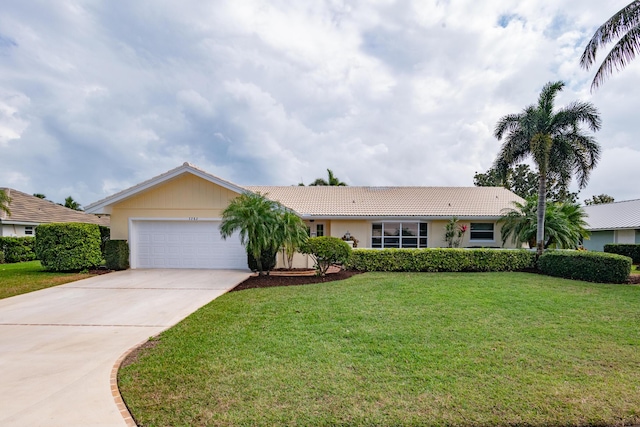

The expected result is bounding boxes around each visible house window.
[470,223,494,241]
[316,224,324,237]
[24,226,34,236]
[372,222,428,248]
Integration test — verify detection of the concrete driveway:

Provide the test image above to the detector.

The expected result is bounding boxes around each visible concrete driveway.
[0,269,250,427]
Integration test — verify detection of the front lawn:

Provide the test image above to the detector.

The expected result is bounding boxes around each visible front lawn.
[119,272,640,426]
[0,261,94,299]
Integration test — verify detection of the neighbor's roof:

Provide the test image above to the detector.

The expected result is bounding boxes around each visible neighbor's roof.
[0,188,109,226]
[583,199,640,231]
[245,186,524,218]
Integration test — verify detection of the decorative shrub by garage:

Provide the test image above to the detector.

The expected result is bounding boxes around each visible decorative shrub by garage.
[0,236,36,263]
[538,250,632,284]
[604,244,640,264]
[35,222,102,271]
[105,240,129,270]
[247,247,278,273]
[347,248,536,272]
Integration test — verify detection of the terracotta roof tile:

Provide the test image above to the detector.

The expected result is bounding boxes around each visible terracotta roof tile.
[244,186,523,218]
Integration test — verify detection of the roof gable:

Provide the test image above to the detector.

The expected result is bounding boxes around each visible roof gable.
[85,163,248,214]
[0,188,109,226]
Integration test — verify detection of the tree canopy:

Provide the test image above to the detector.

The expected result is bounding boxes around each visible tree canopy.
[474,164,578,203]
[581,1,640,91]
[584,194,615,205]
[0,189,11,215]
[309,169,347,186]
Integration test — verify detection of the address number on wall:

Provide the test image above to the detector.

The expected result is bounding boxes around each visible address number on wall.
[188,217,199,221]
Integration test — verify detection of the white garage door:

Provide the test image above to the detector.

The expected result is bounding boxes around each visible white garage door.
[132,220,247,269]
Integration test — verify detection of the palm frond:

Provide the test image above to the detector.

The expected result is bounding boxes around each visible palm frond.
[589,24,640,90]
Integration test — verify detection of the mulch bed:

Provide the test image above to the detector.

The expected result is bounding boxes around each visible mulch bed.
[628,275,640,285]
[231,269,362,292]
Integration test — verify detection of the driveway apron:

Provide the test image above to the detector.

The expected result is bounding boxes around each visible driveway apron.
[0,269,250,427]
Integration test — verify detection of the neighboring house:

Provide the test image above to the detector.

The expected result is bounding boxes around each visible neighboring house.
[583,199,640,251]
[85,163,524,270]
[0,188,110,237]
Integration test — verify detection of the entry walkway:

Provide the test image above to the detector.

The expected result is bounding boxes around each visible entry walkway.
[0,269,250,426]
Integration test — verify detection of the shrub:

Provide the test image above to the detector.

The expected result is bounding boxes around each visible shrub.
[0,250,4,264]
[538,250,632,284]
[35,223,102,271]
[247,247,277,273]
[0,236,36,263]
[99,225,110,258]
[604,244,640,264]
[105,240,129,270]
[347,248,536,272]
[301,236,351,276]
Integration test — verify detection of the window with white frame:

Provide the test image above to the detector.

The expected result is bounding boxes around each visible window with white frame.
[372,222,428,248]
[24,226,34,236]
[470,223,494,241]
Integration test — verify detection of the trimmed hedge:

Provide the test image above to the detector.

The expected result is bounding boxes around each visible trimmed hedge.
[105,240,129,270]
[0,236,36,263]
[347,248,536,272]
[35,222,102,271]
[604,244,640,264]
[538,250,632,284]
[0,250,4,264]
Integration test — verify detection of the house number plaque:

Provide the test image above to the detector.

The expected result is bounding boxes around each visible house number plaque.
[188,217,198,221]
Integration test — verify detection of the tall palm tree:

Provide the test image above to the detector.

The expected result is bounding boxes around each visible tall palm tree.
[220,192,283,275]
[0,189,11,216]
[494,81,601,256]
[278,210,309,269]
[581,1,640,91]
[309,169,347,186]
[500,198,590,250]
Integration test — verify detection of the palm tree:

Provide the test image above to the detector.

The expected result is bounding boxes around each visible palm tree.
[494,81,601,256]
[309,169,347,186]
[0,189,11,216]
[500,198,590,249]
[64,196,82,211]
[220,192,283,275]
[580,1,640,91]
[278,210,309,269]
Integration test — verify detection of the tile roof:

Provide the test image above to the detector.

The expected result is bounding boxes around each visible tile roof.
[0,188,110,226]
[583,199,640,230]
[244,186,524,218]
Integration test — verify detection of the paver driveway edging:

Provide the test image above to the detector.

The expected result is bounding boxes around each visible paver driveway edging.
[0,269,250,427]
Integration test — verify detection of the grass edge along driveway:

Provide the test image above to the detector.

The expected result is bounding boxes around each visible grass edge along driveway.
[119,272,640,427]
[0,261,94,300]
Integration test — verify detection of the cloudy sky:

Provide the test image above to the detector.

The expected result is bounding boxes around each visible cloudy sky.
[1,1,638,207]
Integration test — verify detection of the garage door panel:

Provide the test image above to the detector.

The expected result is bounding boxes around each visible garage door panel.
[133,221,246,269]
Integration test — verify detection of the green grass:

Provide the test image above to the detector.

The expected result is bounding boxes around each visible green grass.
[632,264,640,275]
[119,272,640,427]
[0,261,94,299]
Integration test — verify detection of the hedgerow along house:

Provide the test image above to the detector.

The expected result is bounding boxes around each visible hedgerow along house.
[85,163,525,269]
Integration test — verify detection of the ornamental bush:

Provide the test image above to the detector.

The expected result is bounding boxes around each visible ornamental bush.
[604,244,640,264]
[0,250,4,264]
[538,250,631,284]
[0,237,36,263]
[105,240,129,270]
[301,236,351,276]
[35,223,102,271]
[347,248,536,272]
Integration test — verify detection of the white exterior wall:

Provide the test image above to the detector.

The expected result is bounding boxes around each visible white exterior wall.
[1,223,36,237]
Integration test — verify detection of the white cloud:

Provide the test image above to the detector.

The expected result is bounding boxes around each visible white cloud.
[0,0,637,205]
